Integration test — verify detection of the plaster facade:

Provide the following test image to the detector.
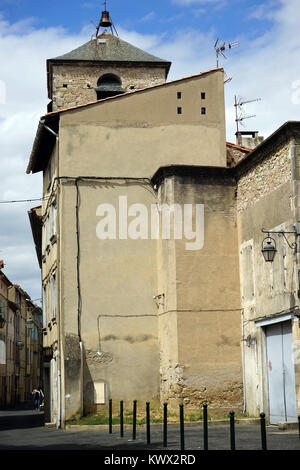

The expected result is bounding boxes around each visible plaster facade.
[237,133,300,421]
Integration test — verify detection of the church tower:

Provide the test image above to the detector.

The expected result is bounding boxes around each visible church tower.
[46,6,171,112]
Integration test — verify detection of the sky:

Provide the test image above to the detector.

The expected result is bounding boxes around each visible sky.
[0,0,300,302]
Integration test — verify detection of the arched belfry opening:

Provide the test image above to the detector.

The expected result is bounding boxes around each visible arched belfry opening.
[95,74,125,100]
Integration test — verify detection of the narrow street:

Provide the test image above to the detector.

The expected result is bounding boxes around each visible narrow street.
[0,405,299,452]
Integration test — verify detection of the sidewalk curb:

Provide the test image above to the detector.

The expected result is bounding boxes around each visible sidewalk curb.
[65,418,261,431]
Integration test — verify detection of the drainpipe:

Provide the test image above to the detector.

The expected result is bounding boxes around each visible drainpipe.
[80,341,84,416]
[39,119,62,428]
[39,120,59,139]
[291,140,300,301]
[57,358,61,429]
[241,309,247,414]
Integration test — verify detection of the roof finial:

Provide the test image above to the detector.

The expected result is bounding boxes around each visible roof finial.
[95,1,119,38]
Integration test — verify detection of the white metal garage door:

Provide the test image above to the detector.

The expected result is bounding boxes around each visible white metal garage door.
[266,321,297,424]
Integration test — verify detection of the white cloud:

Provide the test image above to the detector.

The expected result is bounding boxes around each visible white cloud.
[0,17,89,300]
[1,0,300,299]
[139,12,156,23]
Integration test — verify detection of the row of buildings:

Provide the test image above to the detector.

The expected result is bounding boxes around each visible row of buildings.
[26,7,300,427]
[0,261,43,407]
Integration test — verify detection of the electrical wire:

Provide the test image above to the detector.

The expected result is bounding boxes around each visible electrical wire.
[75,179,82,342]
[69,176,155,343]
[30,175,156,343]
[0,197,49,204]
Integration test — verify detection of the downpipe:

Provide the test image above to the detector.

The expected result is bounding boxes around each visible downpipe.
[80,341,84,416]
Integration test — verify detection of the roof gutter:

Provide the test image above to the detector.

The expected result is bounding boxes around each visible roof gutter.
[26,116,59,175]
[40,119,59,138]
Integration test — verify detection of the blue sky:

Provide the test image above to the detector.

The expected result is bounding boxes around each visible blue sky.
[1,0,275,41]
[1,0,300,300]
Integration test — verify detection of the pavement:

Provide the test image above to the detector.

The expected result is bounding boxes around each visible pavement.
[0,405,299,453]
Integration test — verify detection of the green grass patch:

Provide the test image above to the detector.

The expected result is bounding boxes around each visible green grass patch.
[67,406,257,427]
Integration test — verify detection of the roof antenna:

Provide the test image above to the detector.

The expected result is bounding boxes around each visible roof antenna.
[234,95,262,133]
[95,1,119,38]
[214,38,240,68]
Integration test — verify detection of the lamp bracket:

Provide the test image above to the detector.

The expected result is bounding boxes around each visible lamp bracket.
[262,229,299,252]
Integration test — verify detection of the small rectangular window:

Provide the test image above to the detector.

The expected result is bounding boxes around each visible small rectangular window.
[201,107,206,115]
[177,92,182,99]
[177,107,182,115]
[52,273,56,320]
[201,92,206,99]
[42,285,47,329]
[51,203,57,237]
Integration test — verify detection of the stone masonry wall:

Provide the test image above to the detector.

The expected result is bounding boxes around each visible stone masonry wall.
[227,145,250,167]
[52,64,167,111]
[237,141,292,213]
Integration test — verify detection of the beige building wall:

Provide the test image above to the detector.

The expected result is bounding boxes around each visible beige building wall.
[58,182,160,416]
[38,68,228,422]
[59,70,226,177]
[157,173,243,413]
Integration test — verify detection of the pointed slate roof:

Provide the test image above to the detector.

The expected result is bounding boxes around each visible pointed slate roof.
[52,32,170,65]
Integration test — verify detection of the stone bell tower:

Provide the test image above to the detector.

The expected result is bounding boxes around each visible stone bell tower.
[46,6,171,112]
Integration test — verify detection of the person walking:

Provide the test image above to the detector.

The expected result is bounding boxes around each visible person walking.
[32,387,44,411]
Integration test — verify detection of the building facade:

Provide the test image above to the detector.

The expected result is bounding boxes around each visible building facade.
[27,9,300,427]
[237,122,300,424]
[0,262,43,407]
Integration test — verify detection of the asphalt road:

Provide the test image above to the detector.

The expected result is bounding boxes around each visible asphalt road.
[0,406,299,453]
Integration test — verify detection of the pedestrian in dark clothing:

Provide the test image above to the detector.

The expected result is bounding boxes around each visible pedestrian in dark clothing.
[32,387,44,411]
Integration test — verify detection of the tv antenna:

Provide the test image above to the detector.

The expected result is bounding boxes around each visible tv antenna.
[214,38,240,68]
[234,95,261,133]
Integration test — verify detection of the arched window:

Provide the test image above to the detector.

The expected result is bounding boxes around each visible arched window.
[95,74,124,100]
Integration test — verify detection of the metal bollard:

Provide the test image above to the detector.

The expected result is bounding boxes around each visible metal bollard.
[203,403,208,451]
[120,401,124,438]
[180,404,185,451]
[260,412,267,450]
[146,402,151,445]
[109,398,112,434]
[230,411,235,450]
[132,400,137,440]
[163,403,168,448]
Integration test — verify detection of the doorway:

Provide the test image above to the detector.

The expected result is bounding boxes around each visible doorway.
[265,320,297,424]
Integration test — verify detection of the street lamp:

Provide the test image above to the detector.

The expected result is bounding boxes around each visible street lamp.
[261,228,299,262]
[261,236,277,263]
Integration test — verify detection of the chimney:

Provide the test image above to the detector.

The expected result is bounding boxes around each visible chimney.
[236,131,264,150]
[0,260,4,270]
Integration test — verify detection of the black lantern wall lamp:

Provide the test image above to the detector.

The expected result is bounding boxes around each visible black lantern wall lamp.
[261,227,299,263]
